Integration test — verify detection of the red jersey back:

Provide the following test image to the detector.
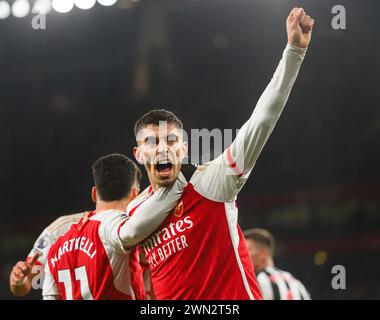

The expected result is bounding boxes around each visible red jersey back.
[44,210,144,300]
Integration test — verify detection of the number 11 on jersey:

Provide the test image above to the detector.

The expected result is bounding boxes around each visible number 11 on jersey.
[58,266,94,300]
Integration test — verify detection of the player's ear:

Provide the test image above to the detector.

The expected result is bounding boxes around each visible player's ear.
[129,187,138,201]
[133,146,144,165]
[91,187,97,203]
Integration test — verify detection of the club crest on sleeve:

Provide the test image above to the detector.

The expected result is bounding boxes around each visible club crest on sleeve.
[36,235,50,250]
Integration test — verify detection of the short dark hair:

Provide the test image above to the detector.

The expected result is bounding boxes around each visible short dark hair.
[134,109,183,137]
[244,228,275,256]
[92,154,141,202]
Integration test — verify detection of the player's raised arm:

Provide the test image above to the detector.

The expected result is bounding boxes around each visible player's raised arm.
[192,8,314,202]
[228,8,314,172]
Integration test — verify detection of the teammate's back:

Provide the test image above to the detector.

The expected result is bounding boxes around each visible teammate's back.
[45,210,138,300]
[43,153,186,300]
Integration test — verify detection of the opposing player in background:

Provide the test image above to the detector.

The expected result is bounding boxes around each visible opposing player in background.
[9,212,85,297]
[128,8,315,299]
[43,154,186,299]
[244,228,311,300]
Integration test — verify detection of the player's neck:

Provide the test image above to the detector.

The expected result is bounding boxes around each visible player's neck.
[266,258,274,269]
[151,182,158,192]
[95,199,130,213]
[256,259,274,273]
[147,175,158,192]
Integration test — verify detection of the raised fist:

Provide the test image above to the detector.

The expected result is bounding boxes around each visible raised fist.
[287,7,315,49]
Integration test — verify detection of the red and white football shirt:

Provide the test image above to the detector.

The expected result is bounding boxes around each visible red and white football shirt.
[27,213,83,267]
[43,210,144,300]
[128,44,307,300]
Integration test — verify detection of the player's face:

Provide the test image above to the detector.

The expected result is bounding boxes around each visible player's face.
[245,239,256,265]
[245,239,266,272]
[134,123,187,188]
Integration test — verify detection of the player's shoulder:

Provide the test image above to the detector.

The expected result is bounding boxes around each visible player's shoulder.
[257,267,272,279]
[260,266,282,279]
[45,212,85,234]
[271,266,297,280]
[180,163,198,182]
[29,212,85,261]
[266,266,305,285]
[47,214,91,253]
[88,210,129,256]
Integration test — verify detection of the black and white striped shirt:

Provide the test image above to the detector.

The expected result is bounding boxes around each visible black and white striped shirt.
[257,266,311,300]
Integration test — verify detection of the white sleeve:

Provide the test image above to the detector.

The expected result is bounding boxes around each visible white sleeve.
[27,230,52,266]
[191,44,307,202]
[27,213,82,265]
[119,173,187,248]
[97,212,130,256]
[42,263,61,300]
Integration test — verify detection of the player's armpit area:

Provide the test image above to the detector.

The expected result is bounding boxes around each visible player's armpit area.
[180,163,197,182]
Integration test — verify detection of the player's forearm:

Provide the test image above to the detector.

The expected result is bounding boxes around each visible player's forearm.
[228,44,306,174]
[119,174,186,248]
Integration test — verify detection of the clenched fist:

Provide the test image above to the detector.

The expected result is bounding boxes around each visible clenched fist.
[287,7,315,49]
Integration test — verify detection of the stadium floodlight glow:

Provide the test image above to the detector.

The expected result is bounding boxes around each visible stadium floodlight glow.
[74,0,96,10]
[52,0,74,13]
[97,0,117,6]
[32,0,52,15]
[0,1,11,19]
[12,0,30,18]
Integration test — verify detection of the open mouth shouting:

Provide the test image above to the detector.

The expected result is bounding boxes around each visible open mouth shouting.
[155,160,174,178]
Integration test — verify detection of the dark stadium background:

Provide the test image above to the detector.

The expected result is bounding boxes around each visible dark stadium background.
[1,0,379,299]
